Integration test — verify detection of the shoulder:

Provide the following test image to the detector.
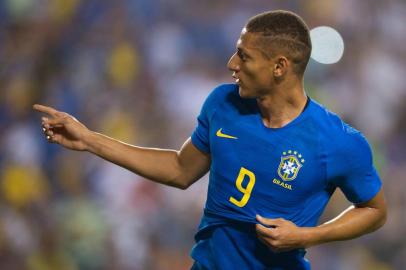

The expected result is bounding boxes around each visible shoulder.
[205,83,239,105]
[200,83,239,115]
[311,100,366,143]
[338,125,373,167]
[309,100,347,132]
[310,100,373,162]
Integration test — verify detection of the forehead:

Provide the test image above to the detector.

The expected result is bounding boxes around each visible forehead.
[237,28,267,52]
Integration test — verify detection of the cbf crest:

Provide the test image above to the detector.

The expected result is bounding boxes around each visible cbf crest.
[277,150,305,181]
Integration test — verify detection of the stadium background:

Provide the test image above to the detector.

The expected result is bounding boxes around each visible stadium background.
[0,0,405,269]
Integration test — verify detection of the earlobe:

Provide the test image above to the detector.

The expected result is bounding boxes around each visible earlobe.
[273,57,287,77]
[273,64,283,77]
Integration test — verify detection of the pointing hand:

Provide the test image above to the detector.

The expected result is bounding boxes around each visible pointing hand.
[33,104,90,151]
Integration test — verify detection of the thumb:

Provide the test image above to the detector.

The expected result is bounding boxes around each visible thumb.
[42,116,67,127]
[256,215,278,228]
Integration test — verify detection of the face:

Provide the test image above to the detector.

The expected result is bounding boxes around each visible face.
[227,28,276,98]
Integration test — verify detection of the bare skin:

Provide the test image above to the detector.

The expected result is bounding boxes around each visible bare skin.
[255,189,386,252]
[33,104,210,189]
[226,28,387,252]
[227,28,308,128]
[34,27,387,253]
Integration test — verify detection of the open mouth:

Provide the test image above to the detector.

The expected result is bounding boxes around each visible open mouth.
[232,72,241,85]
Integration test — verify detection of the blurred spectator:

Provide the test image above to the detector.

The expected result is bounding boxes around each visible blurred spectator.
[0,0,405,269]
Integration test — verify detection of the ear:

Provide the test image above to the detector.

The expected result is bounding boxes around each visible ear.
[273,56,288,77]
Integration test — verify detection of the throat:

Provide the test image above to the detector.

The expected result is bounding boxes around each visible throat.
[258,96,309,129]
[261,117,293,128]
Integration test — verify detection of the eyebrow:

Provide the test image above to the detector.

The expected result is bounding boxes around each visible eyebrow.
[241,42,272,60]
[237,47,252,58]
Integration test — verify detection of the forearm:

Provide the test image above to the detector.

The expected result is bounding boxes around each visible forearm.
[34,104,209,188]
[84,131,185,188]
[304,204,386,247]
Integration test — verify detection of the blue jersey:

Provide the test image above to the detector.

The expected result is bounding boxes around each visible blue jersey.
[190,84,382,269]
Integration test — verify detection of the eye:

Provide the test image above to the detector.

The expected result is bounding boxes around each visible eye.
[237,50,247,61]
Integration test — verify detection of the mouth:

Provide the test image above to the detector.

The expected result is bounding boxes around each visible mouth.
[232,73,241,85]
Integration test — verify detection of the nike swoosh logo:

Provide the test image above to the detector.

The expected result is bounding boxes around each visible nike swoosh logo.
[216,128,238,139]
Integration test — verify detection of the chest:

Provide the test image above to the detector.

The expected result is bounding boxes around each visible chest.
[209,113,326,204]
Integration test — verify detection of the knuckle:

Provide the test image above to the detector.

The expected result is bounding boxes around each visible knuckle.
[269,240,278,248]
[64,115,73,122]
[256,231,264,239]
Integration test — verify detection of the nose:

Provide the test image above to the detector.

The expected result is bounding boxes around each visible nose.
[227,53,240,72]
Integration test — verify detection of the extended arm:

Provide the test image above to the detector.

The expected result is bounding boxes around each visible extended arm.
[33,104,210,189]
[256,188,387,252]
[85,134,210,189]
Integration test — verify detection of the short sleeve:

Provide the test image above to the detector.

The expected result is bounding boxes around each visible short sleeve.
[327,129,382,204]
[191,84,231,153]
[191,109,211,153]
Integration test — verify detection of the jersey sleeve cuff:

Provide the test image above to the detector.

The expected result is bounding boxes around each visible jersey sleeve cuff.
[191,132,210,154]
[351,181,382,204]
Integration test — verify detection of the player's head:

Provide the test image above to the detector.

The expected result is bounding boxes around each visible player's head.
[227,10,312,98]
[245,10,312,75]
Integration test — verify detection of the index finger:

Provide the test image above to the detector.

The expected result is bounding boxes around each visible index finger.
[33,104,60,117]
[255,224,276,239]
[256,215,279,228]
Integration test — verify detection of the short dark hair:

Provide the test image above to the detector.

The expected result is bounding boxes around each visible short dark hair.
[246,10,312,76]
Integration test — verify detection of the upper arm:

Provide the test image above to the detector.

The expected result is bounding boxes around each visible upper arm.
[355,187,387,229]
[329,131,382,204]
[176,85,233,188]
[175,137,211,189]
[355,187,387,211]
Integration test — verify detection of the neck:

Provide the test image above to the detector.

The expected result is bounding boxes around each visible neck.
[256,79,307,128]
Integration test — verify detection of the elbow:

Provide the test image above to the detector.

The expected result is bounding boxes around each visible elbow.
[369,206,388,233]
[374,188,388,230]
[376,199,388,230]
[176,182,191,190]
[376,207,388,230]
[171,181,191,190]
[168,176,193,190]
[176,177,195,190]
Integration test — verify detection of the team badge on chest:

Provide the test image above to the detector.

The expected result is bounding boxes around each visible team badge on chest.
[277,150,305,181]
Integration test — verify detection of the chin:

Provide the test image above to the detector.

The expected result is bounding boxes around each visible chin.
[238,86,255,99]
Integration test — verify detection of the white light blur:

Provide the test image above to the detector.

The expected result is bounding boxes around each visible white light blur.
[310,26,345,64]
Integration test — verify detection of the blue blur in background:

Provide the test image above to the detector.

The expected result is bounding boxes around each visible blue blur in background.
[0,0,405,269]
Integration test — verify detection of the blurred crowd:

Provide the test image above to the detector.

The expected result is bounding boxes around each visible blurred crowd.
[0,0,405,269]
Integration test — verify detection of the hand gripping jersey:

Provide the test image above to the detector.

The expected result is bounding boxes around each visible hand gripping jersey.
[190,84,381,270]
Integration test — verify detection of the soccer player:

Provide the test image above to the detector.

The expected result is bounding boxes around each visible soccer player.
[34,10,387,270]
